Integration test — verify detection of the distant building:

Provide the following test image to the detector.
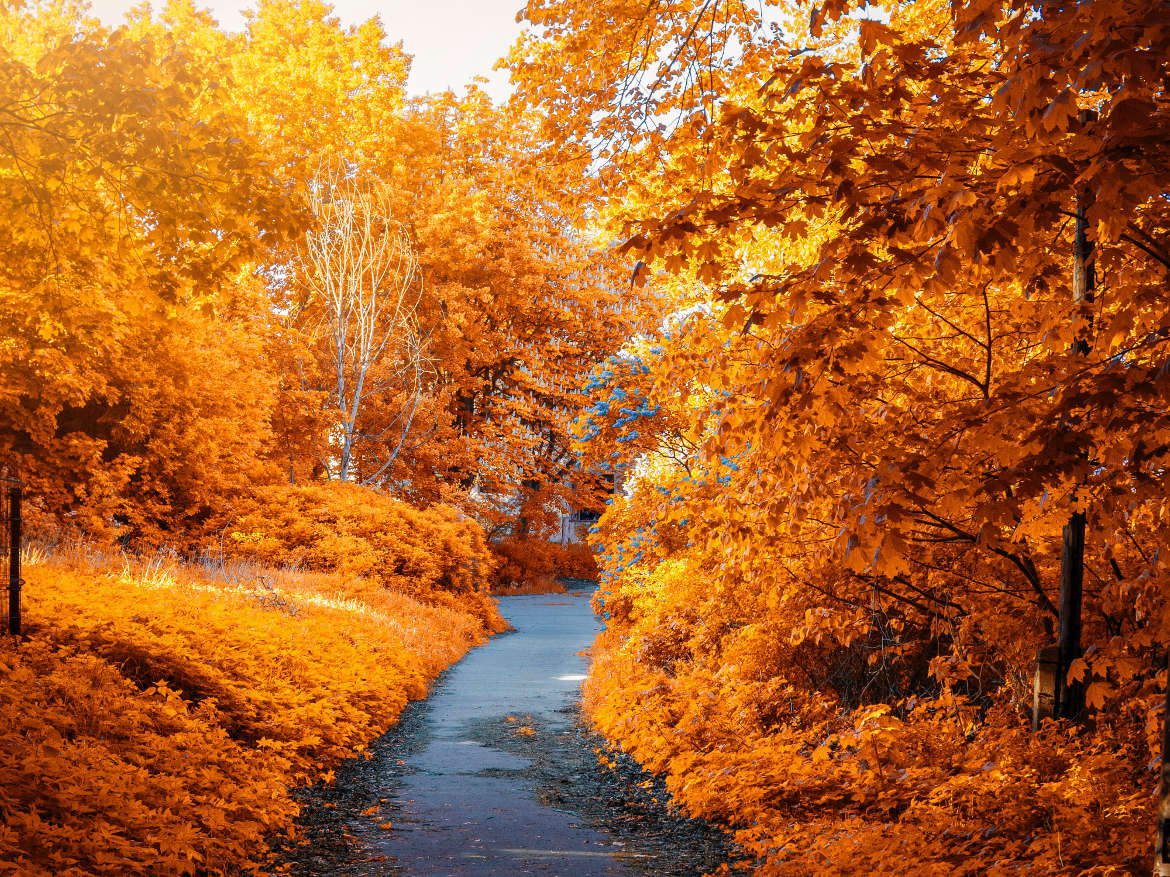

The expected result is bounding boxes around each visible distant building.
[557,468,625,545]
[558,508,600,544]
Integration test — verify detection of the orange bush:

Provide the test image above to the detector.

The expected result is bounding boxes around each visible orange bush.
[583,549,1155,875]
[0,536,500,876]
[491,536,598,593]
[223,481,504,629]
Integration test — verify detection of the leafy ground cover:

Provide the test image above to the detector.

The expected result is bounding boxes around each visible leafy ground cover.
[0,535,505,876]
[582,555,1153,876]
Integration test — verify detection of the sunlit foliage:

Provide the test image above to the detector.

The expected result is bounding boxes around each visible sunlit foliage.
[515,0,1170,870]
[0,537,499,875]
[0,0,636,569]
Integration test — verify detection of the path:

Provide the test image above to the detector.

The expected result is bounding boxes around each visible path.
[280,586,730,876]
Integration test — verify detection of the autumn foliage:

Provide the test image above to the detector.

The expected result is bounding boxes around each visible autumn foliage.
[492,537,598,594]
[0,537,499,876]
[513,0,1170,871]
[226,481,505,626]
[17,0,1170,868]
[0,0,625,870]
[0,0,628,562]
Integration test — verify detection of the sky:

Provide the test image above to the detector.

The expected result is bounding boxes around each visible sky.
[85,0,528,104]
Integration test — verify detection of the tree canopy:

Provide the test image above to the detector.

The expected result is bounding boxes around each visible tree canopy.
[511,0,1170,870]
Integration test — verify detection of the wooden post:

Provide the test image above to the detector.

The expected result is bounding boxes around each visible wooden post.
[1156,653,1170,876]
[1032,645,1059,730]
[7,484,20,636]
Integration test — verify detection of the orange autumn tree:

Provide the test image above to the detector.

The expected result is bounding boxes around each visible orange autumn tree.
[0,0,299,538]
[298,162,431,485]
[118,0,639,579]
[194,0,419,489]
[225,0,638,545]
[0,0,634,603]
[517,0,1170,871]
[397,92,639,545]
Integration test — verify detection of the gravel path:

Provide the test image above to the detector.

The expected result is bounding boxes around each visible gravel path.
[274,587,734,876]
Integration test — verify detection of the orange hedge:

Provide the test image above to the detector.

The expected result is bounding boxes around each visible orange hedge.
[225,481,503,628]
[492,536,598,593]
[0,537,501,876]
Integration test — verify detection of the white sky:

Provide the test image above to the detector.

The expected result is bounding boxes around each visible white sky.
[84,0,528,104]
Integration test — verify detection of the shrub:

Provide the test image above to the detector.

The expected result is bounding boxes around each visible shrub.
[491,536,598,593]
[223,481,504,629]
[0,537,499,876]
[584,553,1153,876]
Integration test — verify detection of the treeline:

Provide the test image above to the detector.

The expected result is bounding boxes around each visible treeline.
[0,2,628,870]
[512,0,1170,872]
[0,0,630,584]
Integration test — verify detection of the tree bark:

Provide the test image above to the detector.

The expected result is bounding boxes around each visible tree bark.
[1051,108,1096,723]
[302,163,428,484]
[1056,513,1085,719]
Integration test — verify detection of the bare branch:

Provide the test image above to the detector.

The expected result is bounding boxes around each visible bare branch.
[300,160,431,483]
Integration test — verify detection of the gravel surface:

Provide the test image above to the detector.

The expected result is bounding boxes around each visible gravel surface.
[464,705,734,876]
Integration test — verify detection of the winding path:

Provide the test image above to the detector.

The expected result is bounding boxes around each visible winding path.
[282,587,729,876]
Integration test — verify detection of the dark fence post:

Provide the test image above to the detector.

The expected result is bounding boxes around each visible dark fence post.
[8,484,20,636]
[1032,645,1059,730]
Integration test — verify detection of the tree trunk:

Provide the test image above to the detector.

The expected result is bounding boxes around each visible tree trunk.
[1056,513,1085,719]
[1050,108,1096,724]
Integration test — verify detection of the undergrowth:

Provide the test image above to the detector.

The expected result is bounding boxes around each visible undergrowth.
[0,536,504,876]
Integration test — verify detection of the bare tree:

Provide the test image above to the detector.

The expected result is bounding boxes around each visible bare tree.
[300,163,430,484]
